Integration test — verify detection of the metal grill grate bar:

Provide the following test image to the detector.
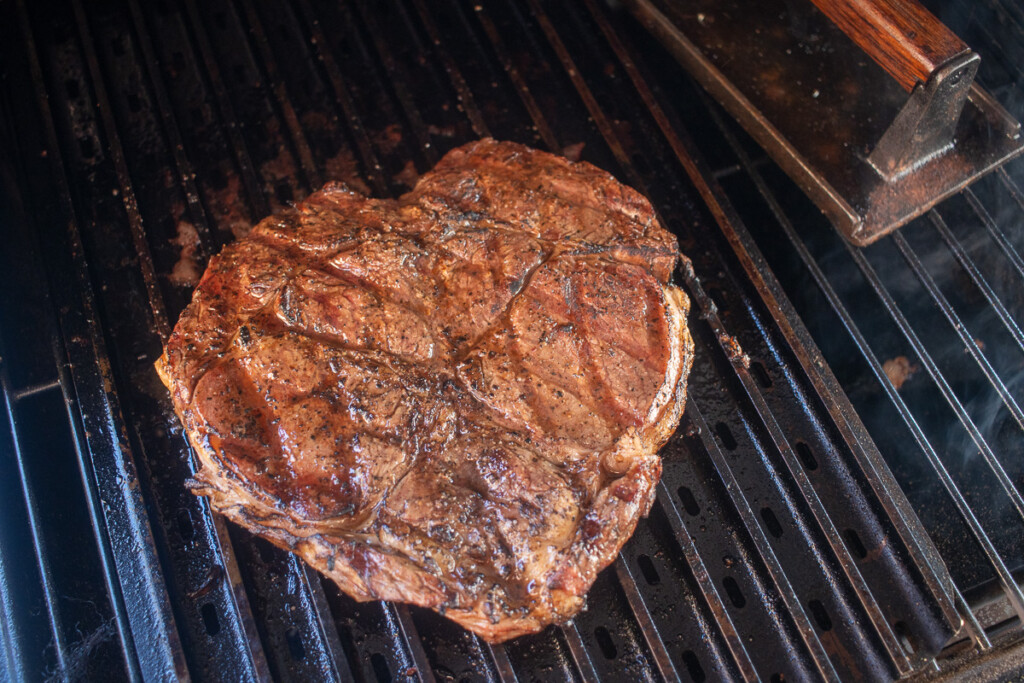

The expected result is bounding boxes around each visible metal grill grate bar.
[486,642,519,683]
[929,211,1024,352]
[350,0,436,165]
[614,557,683,681]
[684,399,841,681]
[10,379,62,402]
[654,481,759,681]
[299,566,355,681]
[294,0,388,195]
[126,0,214,260]
[523,0,642,189]
[0,463,29,680]
[998,165,1024,215]
[136,1,253,272]
[798,224,1024,626]
[393,605,437,683]
[954,591,992,649]
[69,0,171,339]
[891,231,1024,433]
[407,0,490,139]
[679,250,914,671]
[697,291,915,669]
[560,621,601,682]
[0,349,72,677]
[471,3,560,152]
[964,186,1024,281]
[209,517,272,682]
[181,0,269,218]
[235,0,323,190]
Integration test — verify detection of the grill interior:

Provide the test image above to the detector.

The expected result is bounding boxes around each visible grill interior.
[0,0,1022,681]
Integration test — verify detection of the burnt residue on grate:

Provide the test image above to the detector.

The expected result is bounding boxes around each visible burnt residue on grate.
[1,0,1021,680]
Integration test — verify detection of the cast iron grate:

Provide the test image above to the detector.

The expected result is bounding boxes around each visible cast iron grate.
[0,0,1021,680]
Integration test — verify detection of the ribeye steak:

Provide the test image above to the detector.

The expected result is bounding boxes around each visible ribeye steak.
[156,139,693,641]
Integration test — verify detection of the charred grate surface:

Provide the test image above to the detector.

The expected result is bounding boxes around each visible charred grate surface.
[0,0,1018,680]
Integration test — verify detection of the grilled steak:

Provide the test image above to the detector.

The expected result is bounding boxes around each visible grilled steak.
[156,139,694,641]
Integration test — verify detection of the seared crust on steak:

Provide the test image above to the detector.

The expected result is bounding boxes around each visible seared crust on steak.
[156,139,693,641]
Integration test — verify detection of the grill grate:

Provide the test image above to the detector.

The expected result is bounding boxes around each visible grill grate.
[0,0,1021,680]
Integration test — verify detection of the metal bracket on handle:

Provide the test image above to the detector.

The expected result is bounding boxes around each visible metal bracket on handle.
[868,51,979,181]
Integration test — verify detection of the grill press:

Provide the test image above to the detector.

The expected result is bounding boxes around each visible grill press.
[626,0,1024,246]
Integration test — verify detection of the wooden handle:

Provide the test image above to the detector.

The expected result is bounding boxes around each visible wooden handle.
[808,0,969,91]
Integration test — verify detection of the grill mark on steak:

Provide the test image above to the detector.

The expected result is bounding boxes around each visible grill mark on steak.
[156,139,693,641]
[565,268,632,428]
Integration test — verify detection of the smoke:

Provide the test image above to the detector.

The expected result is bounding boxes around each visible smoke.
[941,176,1024,488]
[953,369,1024,467]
